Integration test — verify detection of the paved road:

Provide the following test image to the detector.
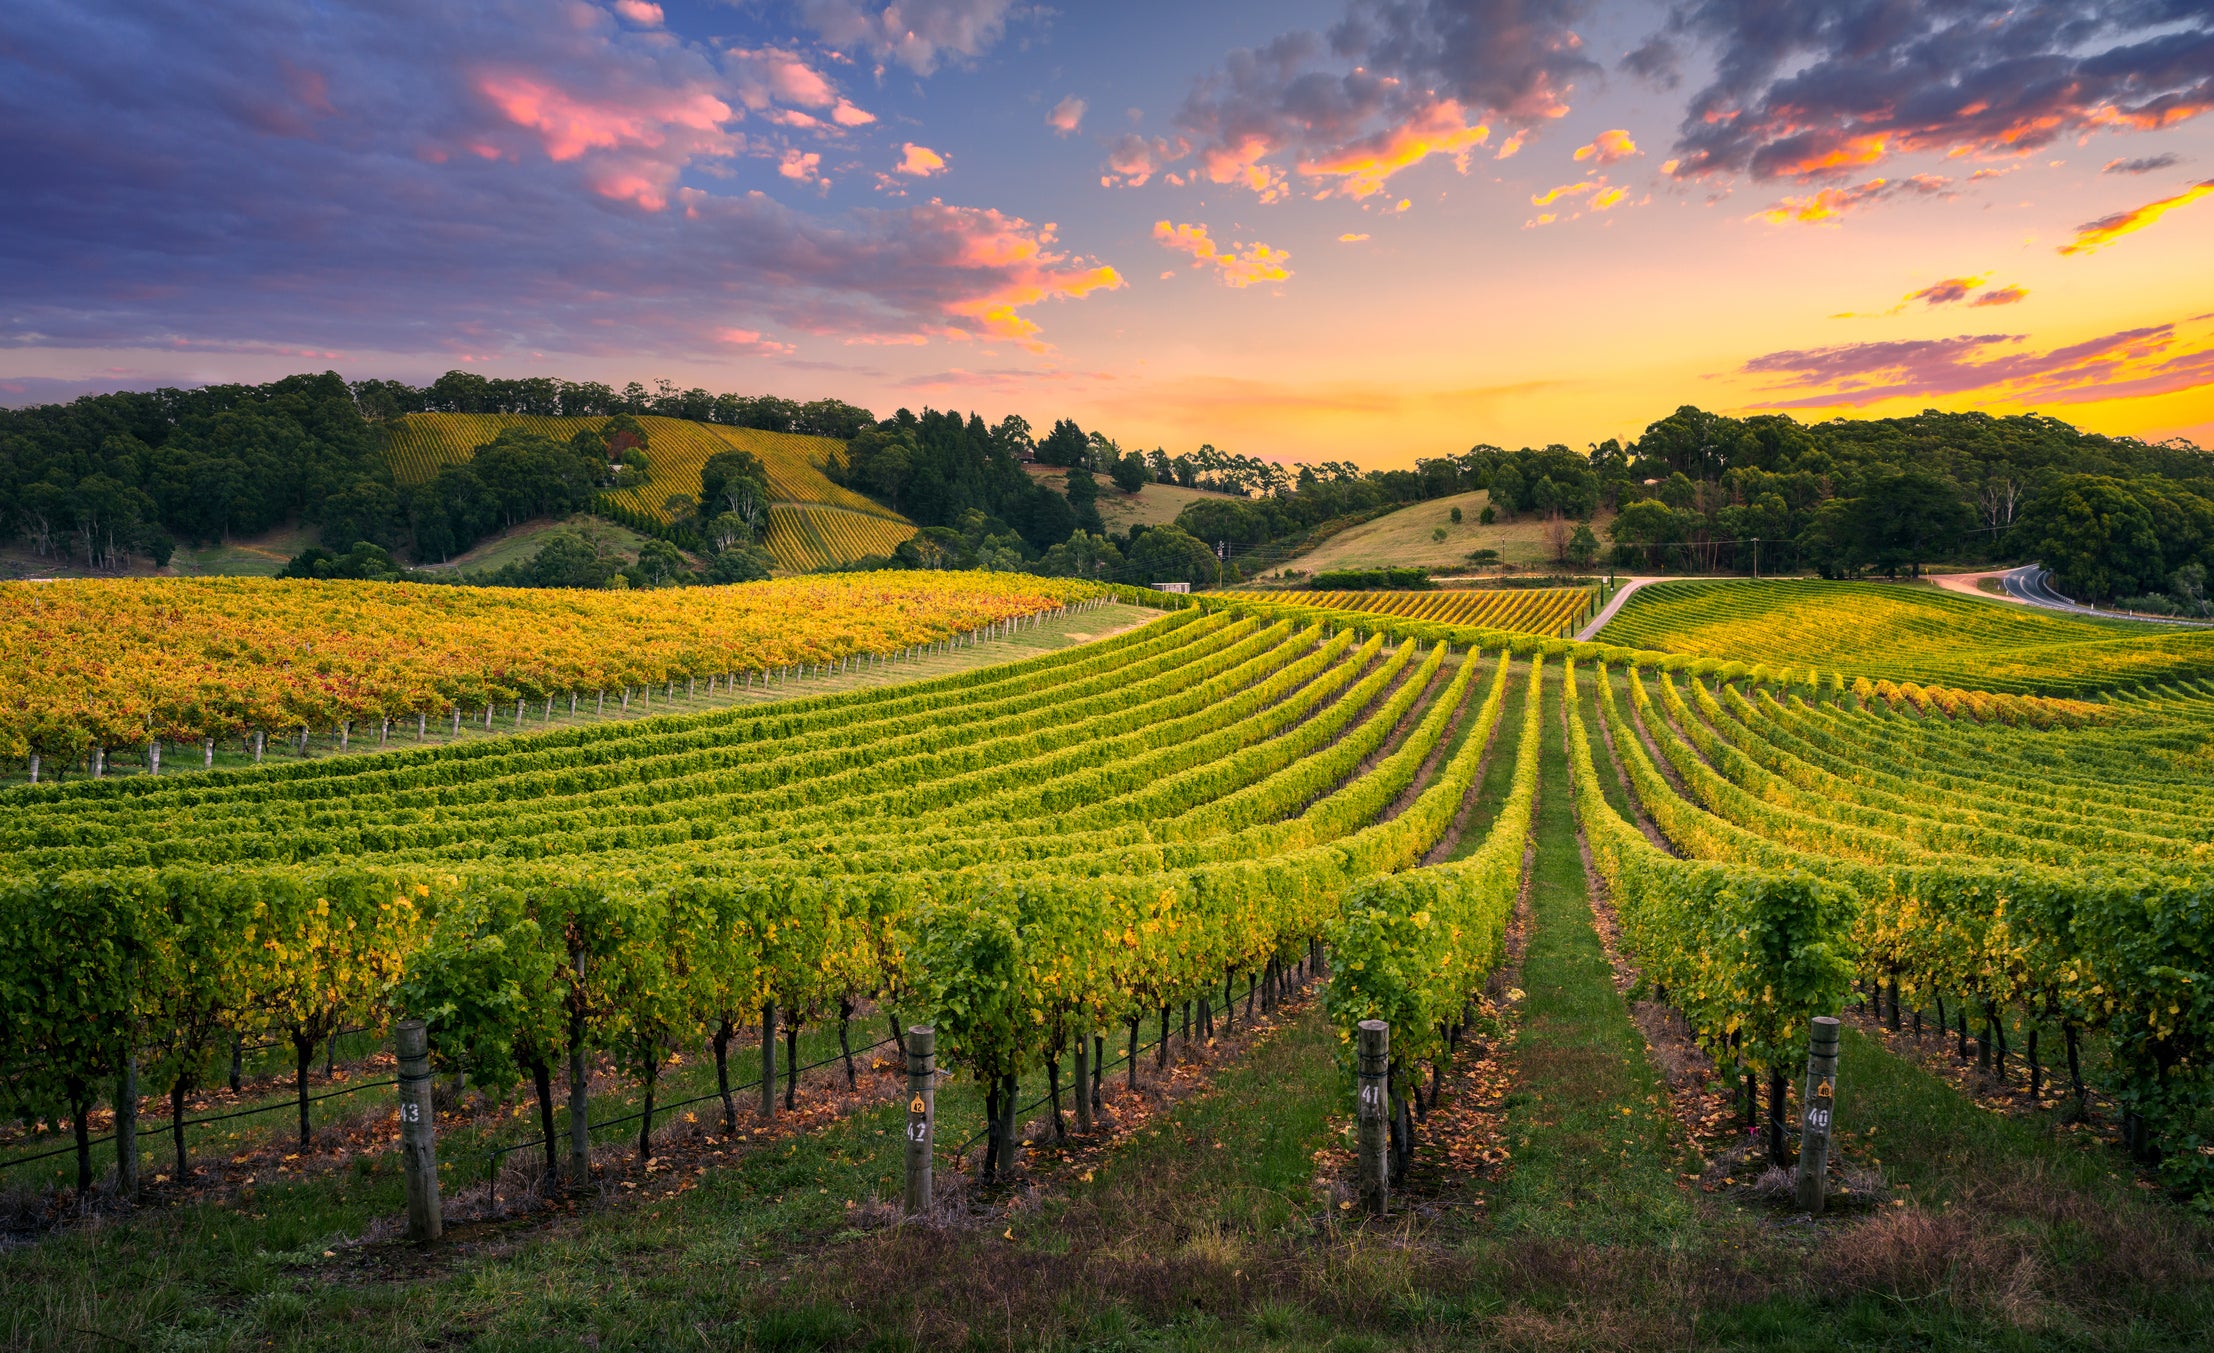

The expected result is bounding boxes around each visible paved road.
[1576,577,1658,642]
[1935,565,2210,625]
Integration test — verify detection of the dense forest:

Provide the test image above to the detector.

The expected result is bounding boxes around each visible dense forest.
[2,372,2208,601]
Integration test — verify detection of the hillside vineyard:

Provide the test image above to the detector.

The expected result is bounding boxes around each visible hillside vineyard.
[0,574,1087,770]
[382,412,915,571]
[1225,585,1596,637]
[5,594,2212,1187]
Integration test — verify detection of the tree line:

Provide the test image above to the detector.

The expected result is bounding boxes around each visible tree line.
[7,372,2207,602]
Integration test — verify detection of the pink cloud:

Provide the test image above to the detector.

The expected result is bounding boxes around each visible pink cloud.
[715,327,796,356]
[1742,323,2214,408]
[727,46,874,127]
[613,0,664,26]
[904,202,1126,350]
[778,148,827,188]
[1047,95,1086,135]
[475,70,736,210]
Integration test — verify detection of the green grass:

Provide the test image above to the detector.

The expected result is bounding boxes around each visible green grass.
[7,663,2214,1350]
[1022,465,1231,533]
[1488,687,1692,1241]
[0,524,316,581]
[1598,577,2210,695]
[1278,491,1614,577]
[418,513,663,576]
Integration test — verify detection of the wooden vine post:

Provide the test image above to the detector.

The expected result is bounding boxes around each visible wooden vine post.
[1794,1016,1841,1215]
[760,1003,777,1121]
[1357,1020,1389,1217]
[395,1019,443,1242]
[903,1026,936,1215]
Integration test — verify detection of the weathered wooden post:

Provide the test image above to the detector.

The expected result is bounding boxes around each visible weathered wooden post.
[903,1026,935,1215]
[114,1038,139,1202]
[395,1019,442,1242]
[759,1003,777,1121]
[1794,1016,1841,1215]
[1073,1028,1092,1133]
[1356,1020,1389,1217]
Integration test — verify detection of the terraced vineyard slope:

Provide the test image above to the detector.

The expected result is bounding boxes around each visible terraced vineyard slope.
[1599,578,2214,695]
[1225,584,1596,636]
[381,412,915,570]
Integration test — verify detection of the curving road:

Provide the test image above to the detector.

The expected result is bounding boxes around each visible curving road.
[1576,577,1660,642]
[1934,565,2211,626]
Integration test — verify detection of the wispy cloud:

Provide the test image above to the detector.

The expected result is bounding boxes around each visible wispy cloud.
[1742,323,2214,408]
[2059,180,2214,255]
[1752,175,1950,225]
[2105,154,2182,175]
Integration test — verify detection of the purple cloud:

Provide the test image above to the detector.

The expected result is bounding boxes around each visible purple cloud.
[0,0,1120,363]
[1742,323,2214,407]
[1652,2,2214,183]
[1107,1,1597,202]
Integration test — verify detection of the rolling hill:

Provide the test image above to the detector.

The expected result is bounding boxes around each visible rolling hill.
[1276,490,1614,575]
[381,412,916,572]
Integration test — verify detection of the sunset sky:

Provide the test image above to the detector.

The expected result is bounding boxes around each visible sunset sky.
[4,0,2213,466]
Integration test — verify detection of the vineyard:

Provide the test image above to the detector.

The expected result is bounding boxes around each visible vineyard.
[381,413,916,571]
[0,573,1087,771]
[3,582,2211,1349]
[1600,578,2214,696]
[1228,585,1597,636]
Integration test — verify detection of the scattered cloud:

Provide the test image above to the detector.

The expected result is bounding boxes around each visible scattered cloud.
[714,327,796,356]
[1153,220,1293,288]
[2105,154,2182,175]
[1743,323,2214,409]
[1572,128,1637,165]
[1047,95,1086,135]
[727,46,874,128]
[1907,276,1986,307]
[1338,232,1370,241]
[2058,180,2214,255]
[1107,0,1595,203]
[1751,175,1951,225]
[1834,274,2029,318]
[778,148,827,188]
[1591,184,1627,209]
[1654,4,2214,193]
[795,0,1021,76]
[1532,180,1595,207]
[475,70,738,210]
[1100,133,1188,189]
[896,142,948,176]
[613,0,663,26]
[0,2,1126,359]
